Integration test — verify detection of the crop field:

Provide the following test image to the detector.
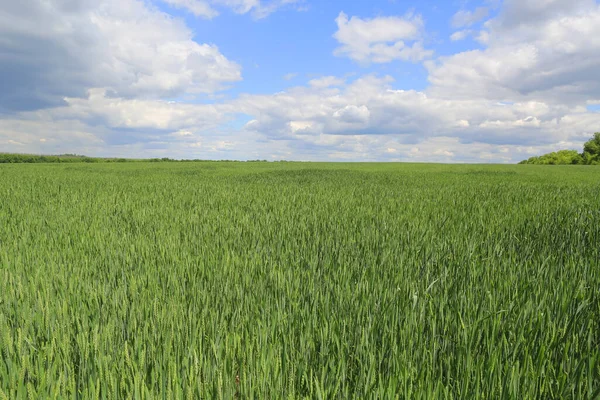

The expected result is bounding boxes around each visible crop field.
[0,162,599,398]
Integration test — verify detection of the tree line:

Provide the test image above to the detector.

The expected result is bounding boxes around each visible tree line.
[0,154,269,163]
[519,133,600,165]
[0,154,132,163]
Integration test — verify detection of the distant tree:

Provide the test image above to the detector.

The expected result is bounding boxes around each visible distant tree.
[520,132,600,165]
[520,149,583,165]
[583,132,600,162]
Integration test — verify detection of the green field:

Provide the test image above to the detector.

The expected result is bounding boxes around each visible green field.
[0,162,599,398]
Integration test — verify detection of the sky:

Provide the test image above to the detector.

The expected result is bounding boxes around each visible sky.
[1,0,599,162]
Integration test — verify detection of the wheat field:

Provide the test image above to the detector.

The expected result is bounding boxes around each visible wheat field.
[0,162,598,398]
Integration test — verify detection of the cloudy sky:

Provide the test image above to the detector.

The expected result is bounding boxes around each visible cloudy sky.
[1,0,599,162]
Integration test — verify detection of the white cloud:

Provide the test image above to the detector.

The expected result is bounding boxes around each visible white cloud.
[3,83,599,161]
[170,129,195,137]
[160,0,218,18]
[288,120,315,133]
[90,0,242,97]
[0,118,106,155]
[429,0,600,104]
[333,12,433,63]
[215,0,260,14]
[0,0,241,112]
[475,30,490,44]
[244,0,304,19]
[60,88,232,131]
[333,105,370,124]
[494,0,595,30]
[450,30,472,41]
[451,7,489,28]
[309,76,346,88]
[158,0,303,19]
[236,75,596,152]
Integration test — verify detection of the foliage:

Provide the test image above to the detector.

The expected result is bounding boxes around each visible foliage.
[0,162,599,398]
[583,132,600,163]
[0,153,117,163]
[518,149,583,165]
[520,132,600,165]
[0,154,267,164]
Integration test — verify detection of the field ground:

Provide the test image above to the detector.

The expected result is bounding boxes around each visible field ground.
[0,162,599,398]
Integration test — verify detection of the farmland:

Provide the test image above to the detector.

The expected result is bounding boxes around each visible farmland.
[0,162,599,398]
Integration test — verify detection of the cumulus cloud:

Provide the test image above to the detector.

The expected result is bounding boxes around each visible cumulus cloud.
[429,0,600,104]
[0,117,108,155]
[7,66,595,161]
[60,89,232,131]
[494,0,595,30]
[333,105,370,124]
[3,80,599,161]
[333,12,433,63]
[237,75,594,150]
[0,0,241,113]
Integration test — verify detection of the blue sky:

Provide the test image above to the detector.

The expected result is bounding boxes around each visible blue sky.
[161,0,491,97]
[0,0,599,162]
